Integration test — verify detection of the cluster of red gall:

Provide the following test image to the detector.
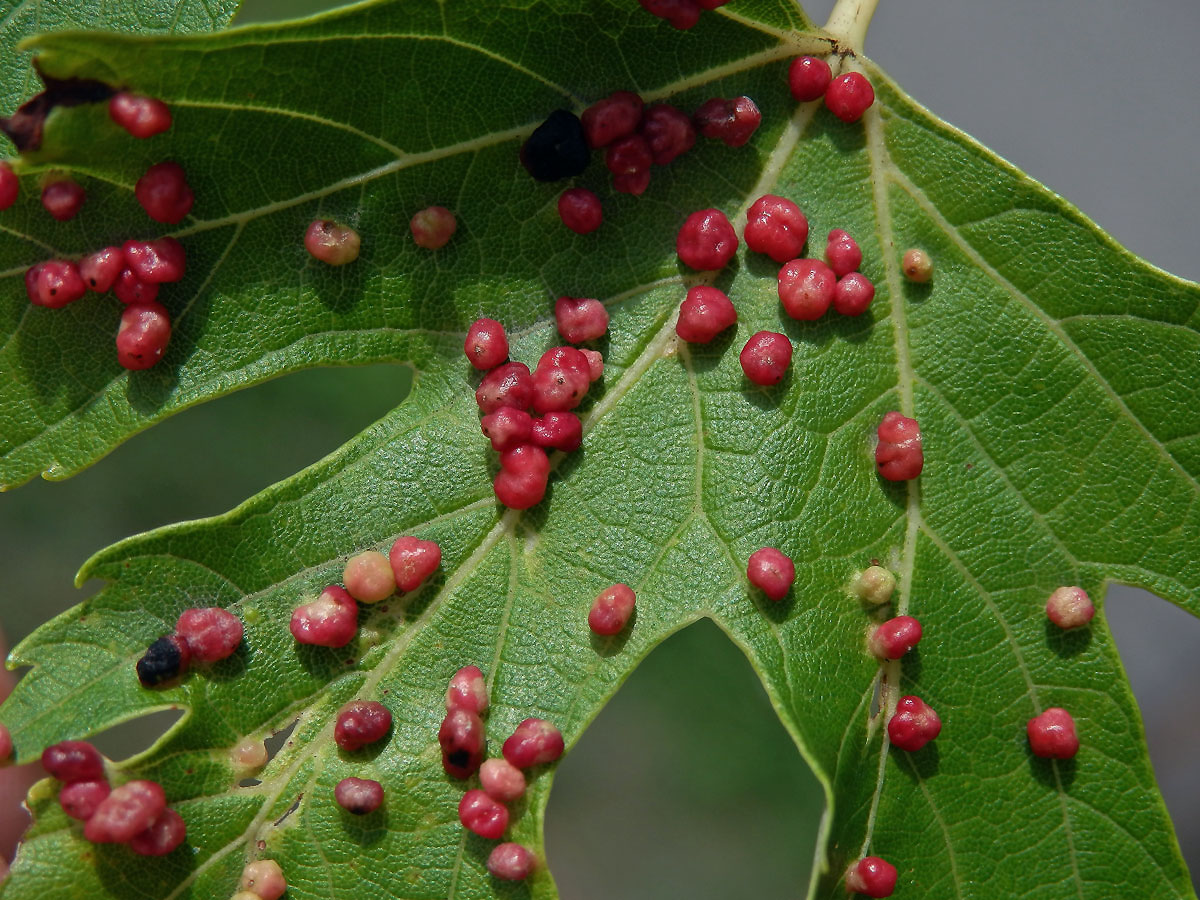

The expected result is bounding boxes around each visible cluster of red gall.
[329,699,391,816]
[466,298,608,509]
[523,87,763,235]
[786,55,876,124]
[6,94,190,370]
[515,61,934,895]
[1030,586,1093,758]
[671,201,926,476]
[838,573,1093,894]
[303,204,458,267]
[582,88,759,205]
[438,664,559,881]
[41,740,185,855]
[843,564,933,896]
[3,31,1093,895]
[289,538,442,648]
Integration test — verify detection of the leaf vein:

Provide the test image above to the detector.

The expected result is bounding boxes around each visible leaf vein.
[168,98,406,157]
[914,374,1081,569]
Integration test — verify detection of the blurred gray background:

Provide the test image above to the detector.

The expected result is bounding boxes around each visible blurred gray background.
[0,0,1195,895]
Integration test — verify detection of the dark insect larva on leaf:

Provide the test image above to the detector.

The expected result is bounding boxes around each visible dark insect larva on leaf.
[520,110,589,183]
[135,634,190,686]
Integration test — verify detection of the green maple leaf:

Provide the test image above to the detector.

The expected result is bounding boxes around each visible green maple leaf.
[0,0,1197,897]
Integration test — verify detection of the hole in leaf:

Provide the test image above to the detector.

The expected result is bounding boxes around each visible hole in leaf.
[1106,584,1200,873]
[273,792,303,827]
[89,707,184,762]
[265,717,299,763]
[241,716,301,786]
[545,619,823,898]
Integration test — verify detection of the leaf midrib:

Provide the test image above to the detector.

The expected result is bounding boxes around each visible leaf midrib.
[856,61,1097,899]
